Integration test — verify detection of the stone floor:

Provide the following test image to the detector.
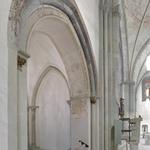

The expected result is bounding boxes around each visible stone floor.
[139,145,150,150]
[139,138,150,150]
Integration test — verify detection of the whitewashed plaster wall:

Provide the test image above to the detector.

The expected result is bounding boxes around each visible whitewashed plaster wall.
[0,1,124,150]
[27,32,68,105]
[36,70,70,150]
[74,0,99,67]
[0,1,14,150]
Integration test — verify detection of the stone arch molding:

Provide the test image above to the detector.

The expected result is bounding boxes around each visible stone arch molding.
[8,1,98,150]
[31,65,70,107]
[8,2,97,96]
[26,5,90,97]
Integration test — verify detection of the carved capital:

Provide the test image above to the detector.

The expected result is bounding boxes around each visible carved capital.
[17,51,30,70]
[18,55,26,69]
[28,106,39,112]
[90,96,97,104]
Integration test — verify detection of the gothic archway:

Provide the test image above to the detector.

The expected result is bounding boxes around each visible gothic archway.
[8,1,98,149]
[25,5,96,150]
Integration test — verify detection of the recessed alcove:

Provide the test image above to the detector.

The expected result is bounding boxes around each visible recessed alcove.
[26,6,91,150]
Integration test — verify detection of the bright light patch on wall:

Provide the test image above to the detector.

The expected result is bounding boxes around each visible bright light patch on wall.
[146,55,150,71]
[146,88,149,97]
[145,98,150,108]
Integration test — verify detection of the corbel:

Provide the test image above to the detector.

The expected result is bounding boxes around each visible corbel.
[28,106,39,112]
[110,0,120,16]
[17,50,30,71]
[90,96,100,104]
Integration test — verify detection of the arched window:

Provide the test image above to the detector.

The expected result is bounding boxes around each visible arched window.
[142,77,150,101]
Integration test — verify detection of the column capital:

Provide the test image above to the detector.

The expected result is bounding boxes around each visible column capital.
[112,0,120,16]
[28,106,39,111]
[17,51,30,70]
[100,1,111,13]
[113,0,120,6]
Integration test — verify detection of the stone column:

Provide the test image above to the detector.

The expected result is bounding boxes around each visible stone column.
[129,82,136,117]
[8,48,18,150]
[70,96,91,150]
[129,81,138,150]
[17,51,30,150]
[103,1,112,149]
[28,105,39,149]
[121,81,139,150]
[99,0,105,149]
[0,1,13,150]
[121,81,135,118]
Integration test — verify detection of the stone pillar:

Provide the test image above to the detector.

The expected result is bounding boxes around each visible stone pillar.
[102,0,122,149]
[28,105,39,149]
[103,2,112,150]
[129,82,136,117]
[0,1,13,150]
[130,144,138,150]
[17,51,30,150]
[121,81,135,118]
[8,49,18,150]
[121,81,138,150]
[70,96,91,150]
[121,82,130,118]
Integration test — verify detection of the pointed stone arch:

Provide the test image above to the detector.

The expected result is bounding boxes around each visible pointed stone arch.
[8,2,98,150]
[26,5,97,150]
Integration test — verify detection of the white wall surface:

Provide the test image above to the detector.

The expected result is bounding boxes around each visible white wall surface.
[74,0,99,67]
[26,7,91,150]
[0,1,12,150]
[36,70,70,150]
[27,32,67,105]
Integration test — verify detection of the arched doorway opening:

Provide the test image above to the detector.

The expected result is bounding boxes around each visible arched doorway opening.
[134,49,150,149]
